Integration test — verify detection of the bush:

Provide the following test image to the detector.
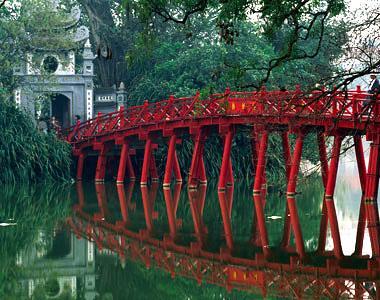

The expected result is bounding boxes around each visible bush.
[0,96,72,184]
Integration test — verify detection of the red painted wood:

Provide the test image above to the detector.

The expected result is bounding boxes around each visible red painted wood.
[164,134,177,187]
[218,190,234,250]
[354,135,367,255]
[95,144,110,182]
[280,131,292,249]
[286,132,306,260]
[141,138,152,186]
[219,127,233,190]
[363,135,380,257]
[252,131,271,258]
[173,152,182,182]
[317,132,329,253]
[117,142,129,184]
[324,134,344,259]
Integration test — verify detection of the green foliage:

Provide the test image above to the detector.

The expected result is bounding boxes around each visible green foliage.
[126,15,346,102]
[0,0,77,93]
[0,96,72,184]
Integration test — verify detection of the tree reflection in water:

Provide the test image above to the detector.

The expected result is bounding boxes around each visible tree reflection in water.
[0,183,71,299]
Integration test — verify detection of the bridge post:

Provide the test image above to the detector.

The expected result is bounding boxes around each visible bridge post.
[94,143,113,183]
[363,134,380,257]
[173,152,182,183]
[116,141,136,184]
[286,130,306,260]
[317,132,329,253]
[76,152,86,181]
[141,138,152,186]
[149,153,159,182]
[163,134,177,188]
[189,128,207,189]
[280,131,292,249]
[126,151,136,181]
[354,135,367,255]
[227,186,234,217]
[199,156,207,185]
[251,130,268,247]
[324,134,344,259]
[250,129,261,247]
[252,130,271,258]
[218,126,234,191]
[227,159,234,187]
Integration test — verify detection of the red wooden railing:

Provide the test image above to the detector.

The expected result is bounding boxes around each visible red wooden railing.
[64,86,380,145]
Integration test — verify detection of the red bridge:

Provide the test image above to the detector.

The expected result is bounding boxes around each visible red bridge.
[65,86,380,295]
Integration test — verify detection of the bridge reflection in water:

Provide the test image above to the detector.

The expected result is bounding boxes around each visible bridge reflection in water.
[68,181,379,299]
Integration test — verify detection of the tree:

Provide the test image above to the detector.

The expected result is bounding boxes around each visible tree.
[0,0,77,94]
[122,0,348,89]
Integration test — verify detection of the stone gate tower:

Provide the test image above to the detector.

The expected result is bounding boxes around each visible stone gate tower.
[13,2,94,128]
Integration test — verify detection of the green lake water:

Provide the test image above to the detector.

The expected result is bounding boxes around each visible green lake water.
[0,146,377,299]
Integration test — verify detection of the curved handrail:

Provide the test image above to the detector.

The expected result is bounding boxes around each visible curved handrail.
[63,87,380,145]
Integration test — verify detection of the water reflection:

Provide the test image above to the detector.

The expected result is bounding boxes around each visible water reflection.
[67,179,378,299]
[1,171,379,299]
[0,184,80,299]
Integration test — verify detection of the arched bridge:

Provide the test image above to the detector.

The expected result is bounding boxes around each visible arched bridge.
[65,86,380,270]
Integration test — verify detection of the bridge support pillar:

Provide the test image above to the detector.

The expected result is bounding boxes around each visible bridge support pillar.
[317,132,329,253]
[286,131,306,260]
[227,159,234,187]
[163,134,181,188]
[218,126,234,191]
[280,131,292,249]
[324,134,344,259]
[354,135,367,255]
[250,129,261,247]
[189,129,207,188]
[364,135,380,257]
[116,141,136,184]
[199,157,207,185]
[149,153,159,182]
[95,143,112,183]
[141,138,152,186]
[76,152,86,181]
[173,152,182,183]
[252,130,271,258]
